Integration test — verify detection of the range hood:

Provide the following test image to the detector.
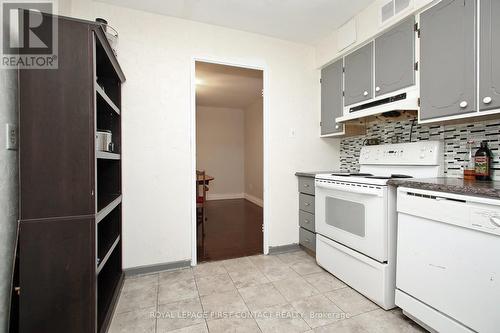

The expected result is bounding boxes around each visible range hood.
[336,86,419,123]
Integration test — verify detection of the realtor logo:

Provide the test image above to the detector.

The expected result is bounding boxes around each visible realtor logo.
[1,1,58,68]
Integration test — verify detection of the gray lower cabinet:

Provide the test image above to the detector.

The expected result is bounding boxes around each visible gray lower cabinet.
[297,176,316,254]
[419,0,477,120]
[344,42,374,106]
[375,16,415,97]
[299,228,316,252]
[480,0,500,112]
[321,59,344,135]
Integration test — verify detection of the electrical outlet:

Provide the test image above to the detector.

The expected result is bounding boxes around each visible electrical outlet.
[6,124,17,150]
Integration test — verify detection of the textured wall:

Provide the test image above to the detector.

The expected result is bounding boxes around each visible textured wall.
[0,67,18,331]
[340,118,500,179]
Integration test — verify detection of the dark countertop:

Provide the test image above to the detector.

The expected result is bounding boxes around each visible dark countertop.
[387,177,500,199]
[295,171,340,178]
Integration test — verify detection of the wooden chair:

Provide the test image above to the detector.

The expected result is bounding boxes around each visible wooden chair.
[196,170,208,253]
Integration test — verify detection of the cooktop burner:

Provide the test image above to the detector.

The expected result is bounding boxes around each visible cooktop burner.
[364,174,413,180]
[331,173,373,177]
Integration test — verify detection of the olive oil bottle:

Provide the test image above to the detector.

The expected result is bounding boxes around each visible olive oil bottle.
[474,141,493,181]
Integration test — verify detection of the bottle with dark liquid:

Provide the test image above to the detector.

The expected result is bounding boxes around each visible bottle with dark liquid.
[474,141,493,181]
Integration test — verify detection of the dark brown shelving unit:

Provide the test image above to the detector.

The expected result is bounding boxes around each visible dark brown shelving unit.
[17,13,125,333]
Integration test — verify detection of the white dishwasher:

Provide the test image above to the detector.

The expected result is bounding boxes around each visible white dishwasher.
[395,187,500,333]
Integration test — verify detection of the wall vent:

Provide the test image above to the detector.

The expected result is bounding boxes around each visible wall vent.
[379,0,412,25]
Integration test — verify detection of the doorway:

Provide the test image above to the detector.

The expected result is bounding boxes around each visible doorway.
[192,60,265,263]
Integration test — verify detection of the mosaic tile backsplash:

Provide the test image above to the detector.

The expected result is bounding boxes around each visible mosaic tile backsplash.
[340,118,500,179]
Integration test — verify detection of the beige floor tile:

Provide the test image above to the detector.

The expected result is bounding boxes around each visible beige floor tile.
[158,278,198,304]
[193,261,227,278]
[168,323,209,333]
[303,271,347,293]
[253,303,310,333]
[122,274,158,293]
[196,273,237,296]
[238,282,287,311]
[207,317,261,333]
[291,294,347,328]
[352,309,426,332]
[313,318,365,333]
[290,261,324,276]
[228,267,269,289]
[248,254,282,268]
[272,276,319,302]
[200,290,250,321]
[115,284,157,314]
[108,306,156,333]
[156,297,205,332]
[325,288,378,316]
[159,268,194,284]
[222,257,257,273]
[258,261,300,282]
[277,251,314,265]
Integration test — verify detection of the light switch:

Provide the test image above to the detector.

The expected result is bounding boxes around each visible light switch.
[6,124,17,150]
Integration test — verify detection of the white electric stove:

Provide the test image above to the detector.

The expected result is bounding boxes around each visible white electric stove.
[314,141,443,310]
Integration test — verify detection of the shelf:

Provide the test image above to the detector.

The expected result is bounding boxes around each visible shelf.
[96,151,120,160]
[97,195,122,223]
[97,235,120,274]
[96,84,120,115]
[98,193,121,213]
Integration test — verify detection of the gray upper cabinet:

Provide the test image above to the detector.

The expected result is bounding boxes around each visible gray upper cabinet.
[321,60,344,135]
[419,0,477,121]
[480,0,500,112]
[344,42,373,106]
[375,17,415,97]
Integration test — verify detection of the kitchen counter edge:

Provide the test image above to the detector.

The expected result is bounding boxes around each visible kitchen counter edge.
[387,177,500,200]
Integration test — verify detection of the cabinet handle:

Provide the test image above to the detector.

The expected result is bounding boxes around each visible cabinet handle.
[304,219,310,224]
[335,124,340,129]
[304,238,311,243]
[483,97,492,104]
[363,91,368,96]
[305,203,311,206]
[459,101,468,108]
[303,184,310,188]
[375,86,381,92]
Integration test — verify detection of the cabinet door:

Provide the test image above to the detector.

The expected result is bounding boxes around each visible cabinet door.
[375,16,415,97]
[19,217,94,333]
[419,0,476,121]
[480,0,500,111]
[321,59,344,135]
[344,42,373,106]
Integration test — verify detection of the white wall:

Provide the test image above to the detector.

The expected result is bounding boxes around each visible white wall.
[70,0,341,268]
[244,98,263,204]
[0,68,18,331]
[196,106,245,199]
[315,0,435,68]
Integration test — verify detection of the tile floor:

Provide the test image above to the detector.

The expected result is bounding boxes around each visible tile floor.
[109,249,426,333]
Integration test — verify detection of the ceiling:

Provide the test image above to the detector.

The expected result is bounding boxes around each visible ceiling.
[195,62,263,109]
[95,0,372,44]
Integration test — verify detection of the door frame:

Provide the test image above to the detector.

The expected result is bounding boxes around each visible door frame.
[190,56,269,266]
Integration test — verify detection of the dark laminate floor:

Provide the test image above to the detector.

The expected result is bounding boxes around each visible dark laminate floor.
[197,199,263,262]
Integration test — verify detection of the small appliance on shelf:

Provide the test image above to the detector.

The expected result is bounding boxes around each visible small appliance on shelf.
[96,130,113,152]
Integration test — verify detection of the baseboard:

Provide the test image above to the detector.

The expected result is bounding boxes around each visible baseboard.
[244,193,264,207]
[124,259,191,277]
[207,193,244,201]
[268,243,300,254]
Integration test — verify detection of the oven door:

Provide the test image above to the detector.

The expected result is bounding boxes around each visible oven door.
[315,179,388,262]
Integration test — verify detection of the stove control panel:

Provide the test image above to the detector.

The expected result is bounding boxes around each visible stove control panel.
[359,141,442,165]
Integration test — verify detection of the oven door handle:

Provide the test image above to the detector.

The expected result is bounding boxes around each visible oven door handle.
[315,181,384,197]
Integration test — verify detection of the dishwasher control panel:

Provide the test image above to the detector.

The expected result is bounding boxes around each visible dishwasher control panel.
[470,208,500,236]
